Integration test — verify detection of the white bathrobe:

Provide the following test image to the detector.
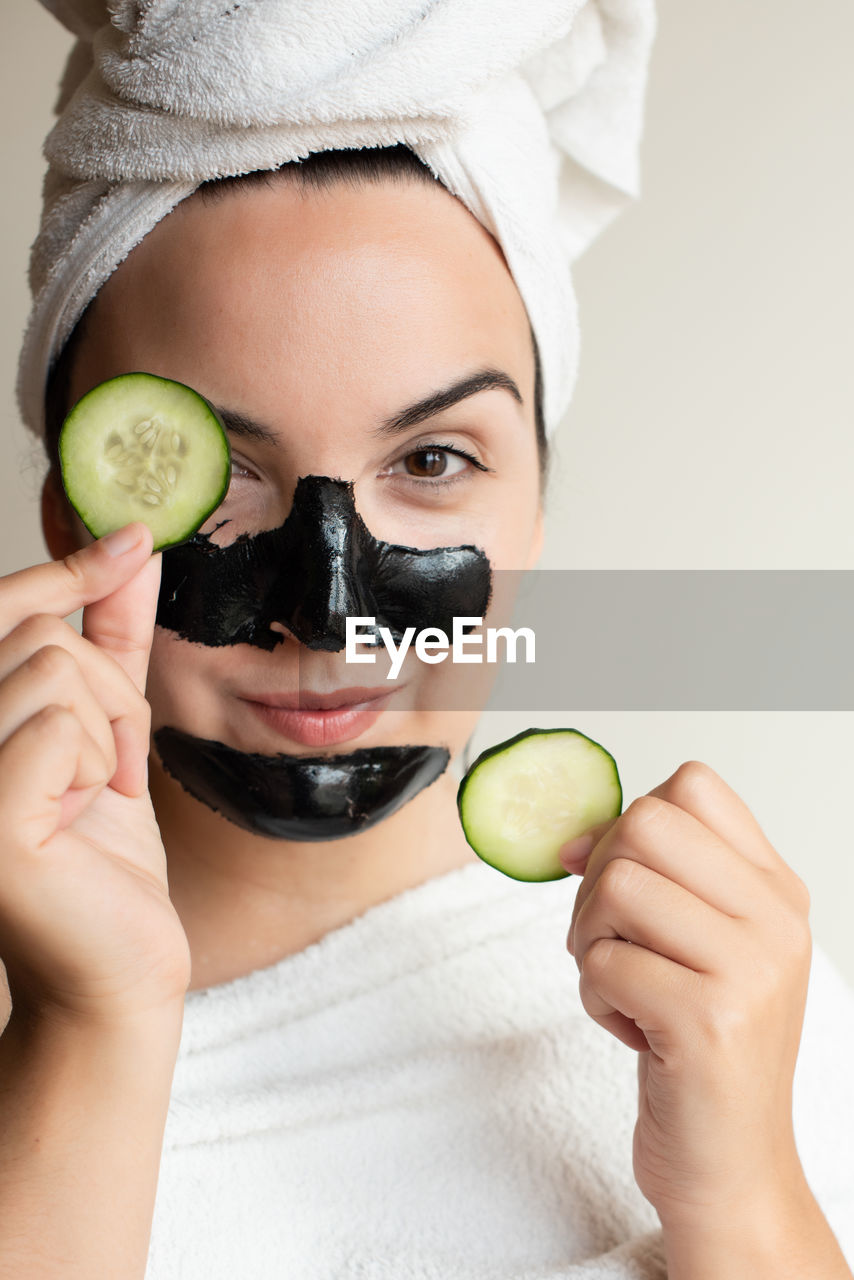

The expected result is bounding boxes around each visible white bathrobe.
[146,860,854,1278]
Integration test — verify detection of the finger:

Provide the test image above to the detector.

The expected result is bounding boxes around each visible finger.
[583,1007,652,1054]
[569,856,738,975]
[560,759,781,879]
[0,524,152,638]
[0,706,112,849]
[645,760,781,871]
[82,544,161,697]
[57,781,109,832]
[579,938,701,1061]
[568,795,770,935]
[0,645,117,781]
[0,616,152,796]
[558,813,621,871]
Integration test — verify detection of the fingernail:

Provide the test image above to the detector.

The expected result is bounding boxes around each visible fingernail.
[559,832,594,866]
[101,524,144,557]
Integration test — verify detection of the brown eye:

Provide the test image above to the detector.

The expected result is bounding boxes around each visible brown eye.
[405,448,449,478]
[384,445,476,484]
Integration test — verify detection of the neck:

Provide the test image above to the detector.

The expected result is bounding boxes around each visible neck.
[149,759,481,991]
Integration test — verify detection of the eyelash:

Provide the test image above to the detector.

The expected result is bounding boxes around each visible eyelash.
[229,458,254,479]
[387,440,491,488]
[227,441,491,491]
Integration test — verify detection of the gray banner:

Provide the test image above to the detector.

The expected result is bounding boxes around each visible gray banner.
[322,571,854,711]
[482,570,854,711]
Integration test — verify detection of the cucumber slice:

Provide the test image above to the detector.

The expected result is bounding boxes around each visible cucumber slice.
[457,728,622,882]
[59,372,231,552]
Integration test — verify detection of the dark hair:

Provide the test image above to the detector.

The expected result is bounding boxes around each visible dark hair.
[44,145,548,485]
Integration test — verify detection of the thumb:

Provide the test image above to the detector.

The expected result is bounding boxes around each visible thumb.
[558,813,621,873]
[82,528,161,694]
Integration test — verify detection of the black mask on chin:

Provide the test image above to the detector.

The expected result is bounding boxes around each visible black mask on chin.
[153,728,451,841]
[156,474,492,650]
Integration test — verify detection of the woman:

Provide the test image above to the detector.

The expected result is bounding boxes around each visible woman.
[2,5,854,1279]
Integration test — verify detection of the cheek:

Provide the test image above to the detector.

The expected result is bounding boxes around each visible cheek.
[363,479,540,572]
[145,631,233,736]
[474,487,542,573]
[414,708,482,759]
[466,455,543,573]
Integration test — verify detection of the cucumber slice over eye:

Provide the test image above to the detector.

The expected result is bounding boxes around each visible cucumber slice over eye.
[59,372,231,552]
[457,728,622,882]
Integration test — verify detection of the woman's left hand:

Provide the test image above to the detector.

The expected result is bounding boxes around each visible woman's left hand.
[561,759,815,1240]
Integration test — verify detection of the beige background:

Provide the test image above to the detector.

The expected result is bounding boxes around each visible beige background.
[1,4,853,984]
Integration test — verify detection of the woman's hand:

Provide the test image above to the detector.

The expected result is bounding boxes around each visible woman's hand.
[560,760,851,1277]
[0,524,191,1029]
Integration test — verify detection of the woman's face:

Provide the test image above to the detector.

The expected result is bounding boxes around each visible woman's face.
[65,174,543,790]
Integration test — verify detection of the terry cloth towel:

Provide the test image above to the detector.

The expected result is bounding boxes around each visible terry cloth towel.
[145,860,854,1278]
[19,0,656,441]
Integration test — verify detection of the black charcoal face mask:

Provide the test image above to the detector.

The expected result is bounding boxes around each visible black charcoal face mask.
[153,475,490,839]
[156,474,492,650]
[153,728,451,841]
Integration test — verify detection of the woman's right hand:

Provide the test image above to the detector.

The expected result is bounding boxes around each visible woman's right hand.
[0,522,191,1028]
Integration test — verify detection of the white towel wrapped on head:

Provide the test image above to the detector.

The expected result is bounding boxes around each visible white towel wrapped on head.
[19,0,656,441]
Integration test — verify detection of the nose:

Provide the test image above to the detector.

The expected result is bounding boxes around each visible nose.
[265,475,372,652]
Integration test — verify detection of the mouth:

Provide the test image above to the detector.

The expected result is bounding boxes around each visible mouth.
[238,685,398,748]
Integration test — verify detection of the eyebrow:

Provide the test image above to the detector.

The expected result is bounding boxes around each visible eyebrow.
[374,369,523,437]
[211,368,523,445]
[213,406,279,444]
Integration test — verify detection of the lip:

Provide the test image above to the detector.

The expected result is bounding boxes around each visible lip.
[239,685,397,748]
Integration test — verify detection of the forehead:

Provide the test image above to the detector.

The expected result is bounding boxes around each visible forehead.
[77,177,534,427]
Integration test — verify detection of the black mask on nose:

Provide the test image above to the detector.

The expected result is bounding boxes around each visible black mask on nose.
[156,475,492,649]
